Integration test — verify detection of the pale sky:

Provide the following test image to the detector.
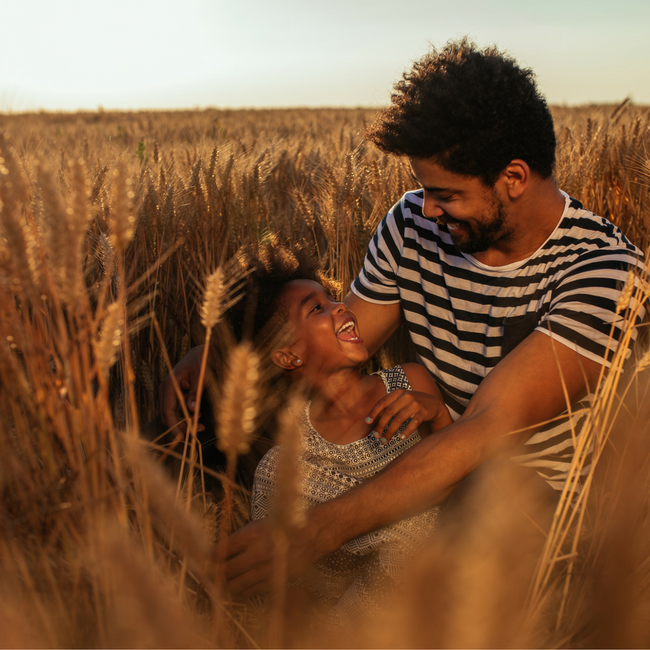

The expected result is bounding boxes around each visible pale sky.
[1,0,649,112]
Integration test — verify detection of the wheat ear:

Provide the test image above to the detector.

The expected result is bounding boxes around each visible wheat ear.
[200,267,227,329]
[616,268,636,314]
[0,135,38,298]
[95,301,125,379]
[109,162,135,253]
[60,158,91,304]
[217,341,260,459]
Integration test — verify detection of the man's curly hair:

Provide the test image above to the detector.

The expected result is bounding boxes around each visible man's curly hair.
[366,38,556,185]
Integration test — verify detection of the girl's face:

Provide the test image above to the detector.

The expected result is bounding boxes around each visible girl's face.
[280,279,368,375]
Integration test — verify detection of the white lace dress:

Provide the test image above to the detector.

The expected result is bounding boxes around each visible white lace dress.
[251,366,440,624]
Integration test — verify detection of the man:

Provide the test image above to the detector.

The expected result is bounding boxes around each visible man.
[160,39,645,596]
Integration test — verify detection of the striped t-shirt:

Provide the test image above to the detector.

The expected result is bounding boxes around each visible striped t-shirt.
[352,190,645,490]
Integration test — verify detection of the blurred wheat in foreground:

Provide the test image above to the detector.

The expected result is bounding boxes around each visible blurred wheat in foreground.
[0,104,649,647]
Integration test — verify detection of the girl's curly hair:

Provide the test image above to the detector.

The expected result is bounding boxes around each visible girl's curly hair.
[224,237,339,347]
[208,236,339,380]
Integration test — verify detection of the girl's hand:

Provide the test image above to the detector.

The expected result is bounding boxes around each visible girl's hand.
[365,388,452,444]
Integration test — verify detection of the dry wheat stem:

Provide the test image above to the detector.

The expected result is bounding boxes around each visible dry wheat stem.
[528,276,649,629]
[529,292,638,604]
[272,393,306,531]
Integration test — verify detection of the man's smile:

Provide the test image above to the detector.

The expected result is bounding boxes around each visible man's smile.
[436,215,467,235]
[445,220,464,233]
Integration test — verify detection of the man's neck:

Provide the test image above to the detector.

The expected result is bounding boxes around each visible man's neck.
[472,181,566,268]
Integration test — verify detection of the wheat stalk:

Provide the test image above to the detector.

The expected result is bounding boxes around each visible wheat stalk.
[267,392,306,646]
[109,161,135,253]
[0,135,39,299]
[272,393,306,530]
[95,301,125,378]
[200,267,227,329]
[217,341,260,459]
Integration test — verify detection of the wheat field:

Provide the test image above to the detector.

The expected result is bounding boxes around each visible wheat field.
[0,103,649,647]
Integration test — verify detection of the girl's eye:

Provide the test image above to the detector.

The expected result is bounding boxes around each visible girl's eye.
[310,303,323,313]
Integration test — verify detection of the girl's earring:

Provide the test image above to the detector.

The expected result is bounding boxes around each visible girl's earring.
[295,358,302,365]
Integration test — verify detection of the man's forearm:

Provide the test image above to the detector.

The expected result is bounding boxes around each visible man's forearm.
[303,330,601,558]
[222,332,600,597]
[302,410,498,558]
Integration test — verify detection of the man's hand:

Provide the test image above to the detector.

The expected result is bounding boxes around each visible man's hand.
[217,518,325,597]
[158,344,205,436]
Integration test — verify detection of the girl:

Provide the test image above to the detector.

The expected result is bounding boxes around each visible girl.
[221,239,452,626]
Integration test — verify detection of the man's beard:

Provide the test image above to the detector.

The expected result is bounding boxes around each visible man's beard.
[443,193,513,255]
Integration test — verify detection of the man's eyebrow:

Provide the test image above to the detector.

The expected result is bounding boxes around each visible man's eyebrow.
[409,171,455,194]
[422,185,454,193]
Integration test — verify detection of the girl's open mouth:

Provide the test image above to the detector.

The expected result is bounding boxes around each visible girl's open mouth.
[336,320,362,342]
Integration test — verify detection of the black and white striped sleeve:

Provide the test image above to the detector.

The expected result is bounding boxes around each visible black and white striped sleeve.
[536,249,646,366]
[351,201,406,304]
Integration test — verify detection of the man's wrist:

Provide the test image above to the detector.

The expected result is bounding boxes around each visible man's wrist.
[301,501,349,561]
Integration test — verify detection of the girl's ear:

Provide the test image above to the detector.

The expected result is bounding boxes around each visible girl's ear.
[271,349,302,371]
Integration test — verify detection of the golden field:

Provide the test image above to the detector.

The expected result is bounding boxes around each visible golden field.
[0,104,649,647]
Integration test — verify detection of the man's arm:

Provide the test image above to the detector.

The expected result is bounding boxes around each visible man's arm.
[221,330,603,596]
[343,291,403,357]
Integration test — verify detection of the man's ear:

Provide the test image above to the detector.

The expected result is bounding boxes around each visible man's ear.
[271,349,302,371]
[500,159,530,199]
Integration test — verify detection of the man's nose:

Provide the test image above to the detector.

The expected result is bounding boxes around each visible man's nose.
[422,191,444,219]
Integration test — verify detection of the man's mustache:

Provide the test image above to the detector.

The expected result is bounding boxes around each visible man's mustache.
[432,213,462,228]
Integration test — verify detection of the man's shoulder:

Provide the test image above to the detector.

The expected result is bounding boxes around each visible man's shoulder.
[381,189,443,241]
[386,189,425,221]
[401,188,424,205]
[373,189,430,245]
[553,194,644,263]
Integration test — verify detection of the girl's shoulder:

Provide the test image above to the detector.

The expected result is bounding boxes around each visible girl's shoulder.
[376,365,411,393]
[379,363,438,395]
